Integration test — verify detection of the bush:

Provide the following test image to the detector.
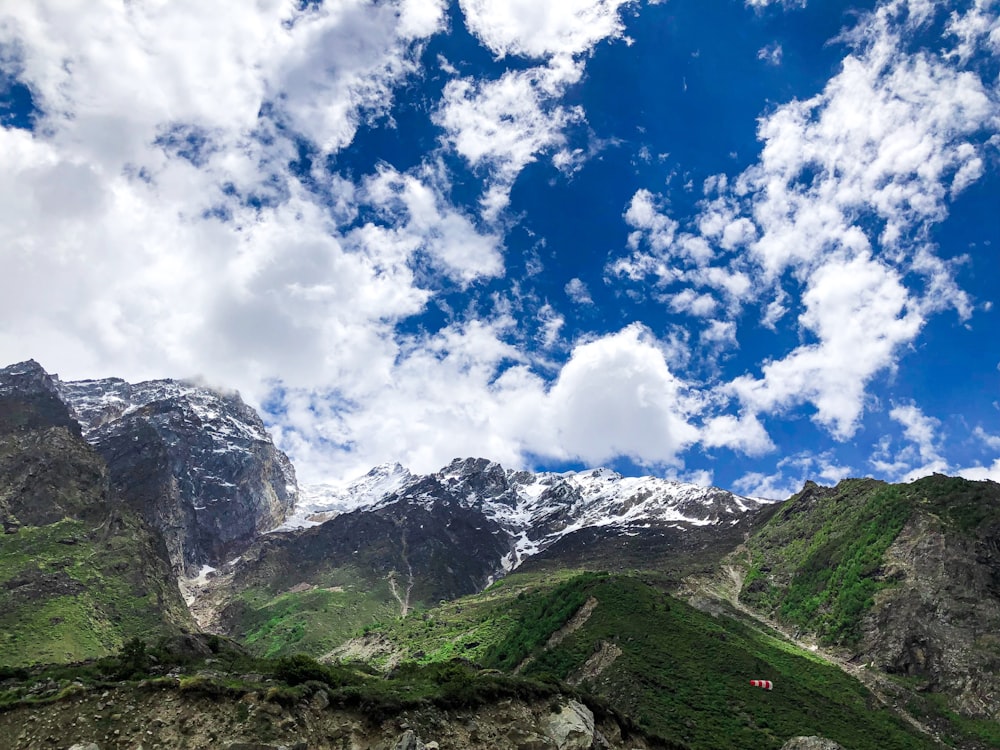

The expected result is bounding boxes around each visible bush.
[273,654,331,685]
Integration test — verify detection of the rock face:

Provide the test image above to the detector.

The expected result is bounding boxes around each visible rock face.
[0,361,106,529]
[738,474,1000,721]
[56,375,297,574]
[781,738,846,750]
[223,492,514,634]
[860,480,1000,720]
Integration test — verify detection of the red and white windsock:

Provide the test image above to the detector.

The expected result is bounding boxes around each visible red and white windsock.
[749,679,773,690]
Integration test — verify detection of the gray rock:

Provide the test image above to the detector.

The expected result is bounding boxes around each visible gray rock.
[310,688,329,710]
[780,737,846,750]
[544,700,595,750]
[57,376,298,572]
[393,729,424,750]
[67,744,101,750]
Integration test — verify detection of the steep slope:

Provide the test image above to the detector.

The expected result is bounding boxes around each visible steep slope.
[56,375,298,574]
[341,571,939,750]
[214,495,513,657]
[736,476,1000,726]
[0,361,192,666]
[203,456,770,657]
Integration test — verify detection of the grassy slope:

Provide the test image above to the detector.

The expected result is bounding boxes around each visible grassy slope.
[739,478,909,645]
[222,571,401,658]
[356,571,935,750]
[739,475,1000,647]
[0,516,189,666]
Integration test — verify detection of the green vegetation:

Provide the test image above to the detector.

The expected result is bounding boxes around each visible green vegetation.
[482,571,605,670]
[0,518,184,666]
[0,639,582,732]
[740,480,911,645]
[363,571,937,750]
[739,476,1000,649]
[224,576,400,658]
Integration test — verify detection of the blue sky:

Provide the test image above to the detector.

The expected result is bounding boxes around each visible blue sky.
[1,0,998,497]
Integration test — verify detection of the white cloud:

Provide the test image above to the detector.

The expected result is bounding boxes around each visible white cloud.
[956,459,1000,482]
[270,323,701,479]
[439,1,640,217]
[537,304,565,349]
[889,403,942,462]
[973,426,1000,451]
[434,60,585,218]
[565,278,594,305]
[731,253,923,437]
[362,165,504,285]
[613,1,998,444]
[702,413,774,456]
[545,325,700,467]
[757,43,783,65]
[670,290,718,317]
[459,0,635,59]
[746,0,807,8]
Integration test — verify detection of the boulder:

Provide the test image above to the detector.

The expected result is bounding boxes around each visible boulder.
[544,700,595,750]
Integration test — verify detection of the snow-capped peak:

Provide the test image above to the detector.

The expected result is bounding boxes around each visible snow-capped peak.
[275,462,415,531]
[277,457,769,570]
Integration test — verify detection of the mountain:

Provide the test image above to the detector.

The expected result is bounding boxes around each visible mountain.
[56,373,298,574]
[0,361,192,666]
[202,456,771,658]
[2,359,999,748]
[733,476,1000,725]
[288,456,768,569]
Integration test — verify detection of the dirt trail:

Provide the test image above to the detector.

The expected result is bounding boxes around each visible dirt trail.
[388,528,415,617]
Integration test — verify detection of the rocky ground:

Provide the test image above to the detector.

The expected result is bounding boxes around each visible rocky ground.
[0,681,662,750]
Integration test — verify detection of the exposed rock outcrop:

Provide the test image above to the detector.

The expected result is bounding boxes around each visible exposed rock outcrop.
[56,375,297,574]
[862,496,1000,719]
[781,738,846,750]
[0,686,660,750]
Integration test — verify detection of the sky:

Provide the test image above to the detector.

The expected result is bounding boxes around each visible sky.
[1,0,998,498]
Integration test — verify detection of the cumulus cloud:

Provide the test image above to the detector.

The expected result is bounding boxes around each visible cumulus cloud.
[545,325,700,467]
[701,412,775,456]
[270,323,702,478]
[459,0,636,59]
[731,253,923,437]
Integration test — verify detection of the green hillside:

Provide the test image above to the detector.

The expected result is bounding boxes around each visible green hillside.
[355,571,936,750]
[0,514,190,666]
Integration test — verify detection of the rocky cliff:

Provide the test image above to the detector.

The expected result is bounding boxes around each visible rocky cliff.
[0,361,192,665]
[736,475,1000,723]
[56,375,298,574]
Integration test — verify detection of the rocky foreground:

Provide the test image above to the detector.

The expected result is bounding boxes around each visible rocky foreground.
[0,681,662,750]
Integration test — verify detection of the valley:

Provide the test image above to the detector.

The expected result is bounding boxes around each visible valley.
[1,360,998,749]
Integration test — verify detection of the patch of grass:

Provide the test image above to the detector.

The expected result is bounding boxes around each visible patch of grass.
[225,581,400,658]
[0,517,187,666]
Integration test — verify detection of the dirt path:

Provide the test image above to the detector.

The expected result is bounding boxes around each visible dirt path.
[388,528,415,617]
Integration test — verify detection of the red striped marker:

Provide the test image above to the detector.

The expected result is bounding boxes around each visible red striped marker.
[749,679,773,690]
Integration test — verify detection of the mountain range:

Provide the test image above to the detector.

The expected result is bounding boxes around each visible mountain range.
[1,359,998,750]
